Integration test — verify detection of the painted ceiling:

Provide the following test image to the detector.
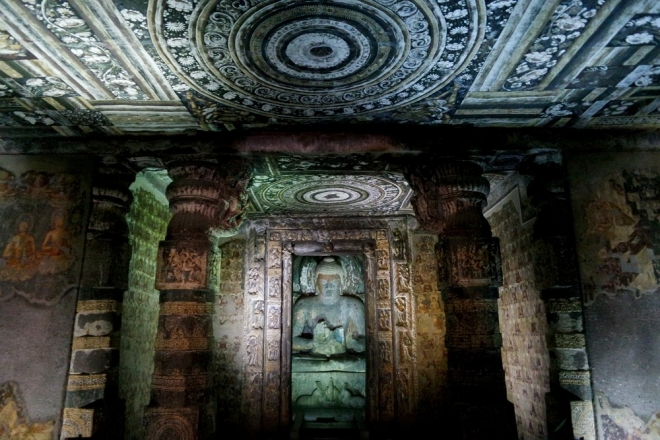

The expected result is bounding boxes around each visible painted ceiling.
[0,0,659,136]
[249,154,414,215]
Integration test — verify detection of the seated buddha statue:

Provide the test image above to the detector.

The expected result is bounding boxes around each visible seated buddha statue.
[292,257,365,357]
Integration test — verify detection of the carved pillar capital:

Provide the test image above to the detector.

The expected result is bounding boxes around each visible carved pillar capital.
[164,157,251,239]
[87,165,134,236]
[406,158,491,237]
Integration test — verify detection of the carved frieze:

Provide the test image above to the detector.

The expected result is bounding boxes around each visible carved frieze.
[155,241,208,290]
[446,238,503,287]
[160,302,214,315]
[151,374,208,392]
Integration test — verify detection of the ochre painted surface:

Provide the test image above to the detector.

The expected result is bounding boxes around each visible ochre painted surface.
[568,152,660,440]
[0,155,91,438]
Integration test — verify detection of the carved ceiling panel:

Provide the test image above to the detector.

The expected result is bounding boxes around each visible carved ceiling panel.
[0,0,659,136]
[249,173,413,215]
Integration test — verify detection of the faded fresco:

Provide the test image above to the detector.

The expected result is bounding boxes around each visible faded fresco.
[569,153,660,440]
[0,167,86,305]
[0,382,55,440]
[579,169,660,304]
[0,156,91,440]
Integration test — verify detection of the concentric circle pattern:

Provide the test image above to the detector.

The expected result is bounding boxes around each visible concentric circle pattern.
[256,175,408,213]
[156,0,483,118]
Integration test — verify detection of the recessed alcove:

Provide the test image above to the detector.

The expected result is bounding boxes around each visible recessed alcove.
[290,255,367,430]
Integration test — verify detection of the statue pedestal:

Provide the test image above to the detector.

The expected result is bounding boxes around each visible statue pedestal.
[291,354,366,420]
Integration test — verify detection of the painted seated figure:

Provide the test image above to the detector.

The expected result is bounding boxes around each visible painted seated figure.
[292,257,366,357]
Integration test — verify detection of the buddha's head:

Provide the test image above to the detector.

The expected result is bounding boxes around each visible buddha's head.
[315,257,344,303]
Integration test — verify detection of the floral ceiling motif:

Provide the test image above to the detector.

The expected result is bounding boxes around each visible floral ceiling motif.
[153,0,484,120]
[249,173,413,215]
[0,0,659,135]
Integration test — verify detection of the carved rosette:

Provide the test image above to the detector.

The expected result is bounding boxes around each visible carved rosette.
[147,159,251,440]
[64,163,135,439]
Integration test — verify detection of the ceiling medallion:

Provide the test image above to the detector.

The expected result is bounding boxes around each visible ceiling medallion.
[252,174,411,213]
[153,0,484,119]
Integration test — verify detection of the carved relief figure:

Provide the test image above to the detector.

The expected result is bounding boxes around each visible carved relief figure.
[268,305,280,329]
[395,297,408,327]
[295,378,365,409]
[397,370,411,412]
[379,340,392,363]
[377,249,389,270]
[378,309,391,331]
[163,248,204,284]
[378,278,390,300]
[268,247,281,268]
[392,229,405,260]
[267,339,279,361]
[292,257,366,357]
[247,267,260,294]
[396,263,412,292]
[246,335,260,367]
[252,300,264,329]
[401,332,414,363]
[268,276,280,298]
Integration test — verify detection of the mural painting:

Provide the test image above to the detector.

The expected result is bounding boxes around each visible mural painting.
[0,382,54,440]
[580,169,660,303]
[569,153,660,440]
[0,167,85,305]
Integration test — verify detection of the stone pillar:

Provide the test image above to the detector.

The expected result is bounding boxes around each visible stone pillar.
[407,158,515,439]
[524,163,596,440]
[144,158,251,440]
[61,164,134,439]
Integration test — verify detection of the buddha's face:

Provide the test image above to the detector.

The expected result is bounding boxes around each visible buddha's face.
[316,274,341,300]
